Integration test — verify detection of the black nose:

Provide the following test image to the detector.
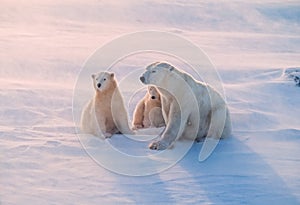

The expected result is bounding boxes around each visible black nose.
[151,96,156,100]
[140,76,145,83]
[97,83,101,88]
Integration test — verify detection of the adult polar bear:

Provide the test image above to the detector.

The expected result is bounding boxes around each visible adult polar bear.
[140,62,231,150]
[80,72,133,138]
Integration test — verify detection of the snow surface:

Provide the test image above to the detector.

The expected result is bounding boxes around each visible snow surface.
[1,0,300,204]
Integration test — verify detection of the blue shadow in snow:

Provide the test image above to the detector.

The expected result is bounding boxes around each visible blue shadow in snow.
[176,137,300,205]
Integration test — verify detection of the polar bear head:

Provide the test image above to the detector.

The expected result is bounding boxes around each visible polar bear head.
[140,62,175,86]
[91,71,115,92]
[148,86,160,100]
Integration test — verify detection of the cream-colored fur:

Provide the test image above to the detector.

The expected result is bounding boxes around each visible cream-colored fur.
[80,72,133,138]
[140,62,232,150]
[133,86,165,129]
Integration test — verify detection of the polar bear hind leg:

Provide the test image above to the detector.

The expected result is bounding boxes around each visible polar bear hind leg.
[206,106,228,139]
[221,108,232,138]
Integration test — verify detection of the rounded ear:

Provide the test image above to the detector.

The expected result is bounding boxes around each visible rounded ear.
[91,74,96,79]
[110,73,114,78]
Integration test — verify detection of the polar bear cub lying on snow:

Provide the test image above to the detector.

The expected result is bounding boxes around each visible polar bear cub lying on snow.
[140,62,232,150]
[80,72,133,138]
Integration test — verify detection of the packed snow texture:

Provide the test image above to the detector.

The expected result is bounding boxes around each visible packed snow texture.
[1,0,300,204]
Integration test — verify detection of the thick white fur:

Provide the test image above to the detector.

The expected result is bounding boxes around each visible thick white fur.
[80,72,133,138]
[140,62,232,150]
[132,86,165,129]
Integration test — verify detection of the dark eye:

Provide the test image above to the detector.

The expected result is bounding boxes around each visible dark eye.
[103,78,106,81]
[151,70,156,73]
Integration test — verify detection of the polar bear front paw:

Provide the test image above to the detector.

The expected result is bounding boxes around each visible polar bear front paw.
[148,140,168,150]
[104,132,113,138]
[133,124,143,130]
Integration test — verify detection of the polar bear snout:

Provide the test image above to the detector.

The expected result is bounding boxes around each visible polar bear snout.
[97,83,102,88]
[140,76,145,83]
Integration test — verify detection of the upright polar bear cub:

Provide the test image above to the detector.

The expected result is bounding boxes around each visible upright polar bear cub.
[132,86,165,129]
[80,71,133,138]
[140,62,232,150]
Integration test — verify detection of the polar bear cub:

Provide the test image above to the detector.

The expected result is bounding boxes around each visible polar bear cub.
[133,86,165,129]
[80,71,133,138]
[140,62,232,150]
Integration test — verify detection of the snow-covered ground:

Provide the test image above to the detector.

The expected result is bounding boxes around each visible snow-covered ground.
[1,0,300,204]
